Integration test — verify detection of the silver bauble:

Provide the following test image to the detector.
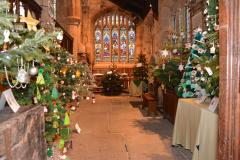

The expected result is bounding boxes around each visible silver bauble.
[17,69,30,83]
[29,67,38,76]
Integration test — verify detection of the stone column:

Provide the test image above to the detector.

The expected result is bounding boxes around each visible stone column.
[218,0,240,159]
[65,0,81,56]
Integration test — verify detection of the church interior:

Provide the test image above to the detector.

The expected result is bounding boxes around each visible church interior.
[0,0,239,160]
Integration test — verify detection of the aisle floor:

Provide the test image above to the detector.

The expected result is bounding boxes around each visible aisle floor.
[67,94,192,160]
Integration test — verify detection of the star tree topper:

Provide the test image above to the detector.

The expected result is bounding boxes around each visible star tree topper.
[20,10,39,31]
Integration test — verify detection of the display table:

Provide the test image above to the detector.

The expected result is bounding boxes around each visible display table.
[172,98,218,160]
[129,80,143,96]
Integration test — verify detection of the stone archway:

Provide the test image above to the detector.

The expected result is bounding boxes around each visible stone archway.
[218,0,240,159]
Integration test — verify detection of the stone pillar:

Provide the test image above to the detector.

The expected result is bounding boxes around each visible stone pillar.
[56,0,81,56]
[218,0,240,159]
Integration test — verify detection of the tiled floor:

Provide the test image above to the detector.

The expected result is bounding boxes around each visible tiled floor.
[67,94,192,160]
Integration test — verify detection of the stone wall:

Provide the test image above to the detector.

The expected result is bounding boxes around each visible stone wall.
[0,106,46,160]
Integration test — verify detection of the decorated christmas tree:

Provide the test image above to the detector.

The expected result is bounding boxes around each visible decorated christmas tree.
[153,28,189,91]
[101,63,123,96]
[0,2,93,159]
[133,52,148,85]
[177,0,219,98]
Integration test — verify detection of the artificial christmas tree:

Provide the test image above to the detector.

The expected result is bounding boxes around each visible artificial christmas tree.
[177,0,219,98]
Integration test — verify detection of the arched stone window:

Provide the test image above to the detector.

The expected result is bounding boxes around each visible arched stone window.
[94,12,136,63]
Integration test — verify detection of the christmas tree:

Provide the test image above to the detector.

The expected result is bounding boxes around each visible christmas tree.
[0,2,93,158]
[133,52,148,85]
[177,0,219,98]
[153,29,189,91]
[101,63,123,96]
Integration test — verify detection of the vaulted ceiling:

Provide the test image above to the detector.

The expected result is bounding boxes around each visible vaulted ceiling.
[109,0,158,20]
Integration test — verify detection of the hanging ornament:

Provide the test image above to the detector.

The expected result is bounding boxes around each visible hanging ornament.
[71,106,76,111]
[58,139,65,149]
[37,87,41,100]
[197,66,202,71]
[201,77,205,81]
[72,75,76,79]
[214,24,219,31]
[53,121,59,128]
[29,61,38,76]
[57,56,61,60]
[196,27,202,33]
[162,63,165,70]
[60,80,64,85]
[3,30,10,43]
[44,106,48,113]
[64,112,70,126]
[204,8,208,15]
[185,43,191,49]
[178,63,184,71]
[192,44,198,50]
[33,96,38,104]
[210,43,216,54]
[72,91,76,100]
[57,32,63,41]
[52,87,59,100]
[75,123,81,134]
[47,147,53,157]
[205,67,213,76]
[168,74,171,82]
[36,68,45,85]
[172,49,178,54]
[161,49,169,57]
[17,68,30,84]
[43,45,50,52]
[29,67,38,76]
[76,70,81,78]
[53,108,58,113]
[198,48,205,54]
[20,10,39,31]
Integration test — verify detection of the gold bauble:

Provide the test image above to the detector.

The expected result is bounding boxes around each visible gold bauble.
[60,67,68,75]
[76,70,81,78]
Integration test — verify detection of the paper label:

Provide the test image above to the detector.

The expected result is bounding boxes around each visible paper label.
[208,97,219,112]
[205,67,213,76]
[0,89,21,113]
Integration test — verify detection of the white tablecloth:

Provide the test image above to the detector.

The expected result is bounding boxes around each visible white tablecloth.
[172,98,218,160]
[129,80,143,96]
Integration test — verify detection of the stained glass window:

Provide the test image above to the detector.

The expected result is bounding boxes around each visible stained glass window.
[120,27,127,62]
[112,28,119,62]
[95,28,102,62]
[103,27,110,61]
[94,13,136,63]
[128,27,136,62]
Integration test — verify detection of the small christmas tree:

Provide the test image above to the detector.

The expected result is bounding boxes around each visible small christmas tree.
[133,52,148,85]
[101,63,123,96]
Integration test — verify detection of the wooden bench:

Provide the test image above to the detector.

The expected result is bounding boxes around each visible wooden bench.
[142,93,157,114]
